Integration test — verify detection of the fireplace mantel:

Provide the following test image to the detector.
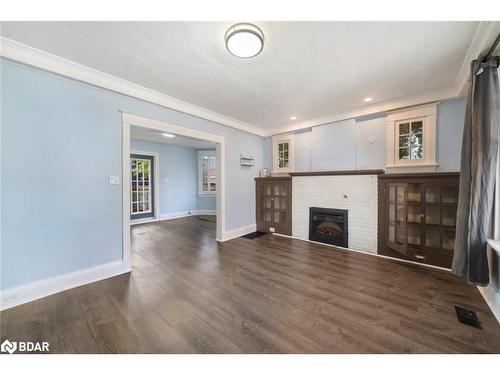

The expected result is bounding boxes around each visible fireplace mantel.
[288,169,385,177]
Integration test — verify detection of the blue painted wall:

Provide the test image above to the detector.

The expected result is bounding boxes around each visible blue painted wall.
[311,119,357,171]
[355,115,388,170]
[131,140,195,215]
[130,139,217,214]
[1,59,262,290]
[196,195,216,211]
[294,129,312,171]
[436,97,466,171]
[264,98,465,172]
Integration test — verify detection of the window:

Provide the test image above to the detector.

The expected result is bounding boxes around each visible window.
[198,150,216,194]
[397,120,423,160]
[272,133,295,173]
[386,103,437,173]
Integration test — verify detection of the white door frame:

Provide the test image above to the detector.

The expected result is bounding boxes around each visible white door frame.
[121,112,226,269]
[129,150,160,225]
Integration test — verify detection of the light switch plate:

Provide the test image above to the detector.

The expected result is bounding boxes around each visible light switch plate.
[109,175,120,185]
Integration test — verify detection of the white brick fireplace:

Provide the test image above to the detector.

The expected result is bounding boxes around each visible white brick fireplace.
[292,174,378,253]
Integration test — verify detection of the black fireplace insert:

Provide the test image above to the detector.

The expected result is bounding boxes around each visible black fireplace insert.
[309,207,348,247]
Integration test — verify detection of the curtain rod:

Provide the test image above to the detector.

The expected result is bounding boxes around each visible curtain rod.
[482,33,500,63]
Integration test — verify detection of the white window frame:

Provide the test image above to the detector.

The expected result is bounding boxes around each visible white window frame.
[272,132,295,173]
[487,149,500,255]
[130,156,153,215]
[386,103,438,173]
[129,150,160,225]
[198,150,217,195]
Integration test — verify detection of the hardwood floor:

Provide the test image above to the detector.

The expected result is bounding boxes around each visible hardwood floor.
[2,215,500,353]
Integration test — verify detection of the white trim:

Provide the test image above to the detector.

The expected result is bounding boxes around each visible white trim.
[385,163,439,174]
[130,217,160,226]
[216,141,226,241]
[386,103,438,172]
[477,284,500,325]
[0,260,131,311]
[122,113,226,250]
[159,210,195,221]
[196,209,216,215]
[273,233,451,272]
[2,34,486,138]
[3,30,494,139]
[487,239,500,256]
[455,22,500,96]
[220,224,257,242]
[265,85,457,136]
[158,210,217,221]
[122,113,132,270]
[130,150,160,222]
[0,36,266,137]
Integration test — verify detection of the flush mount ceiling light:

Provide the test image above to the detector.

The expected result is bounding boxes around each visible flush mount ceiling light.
[162,132,176,138]
[363,97,373,103]
[225,23,264,58]
[290,116,297,121]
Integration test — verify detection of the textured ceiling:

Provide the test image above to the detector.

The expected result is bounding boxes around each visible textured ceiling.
[1,21,479,130]
[131,126,216,149]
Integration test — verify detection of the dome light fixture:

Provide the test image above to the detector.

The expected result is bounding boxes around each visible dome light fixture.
[225,23,264,58]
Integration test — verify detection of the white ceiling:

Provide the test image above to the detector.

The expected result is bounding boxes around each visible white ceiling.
[131,125,216,149]
[0,21,482,131]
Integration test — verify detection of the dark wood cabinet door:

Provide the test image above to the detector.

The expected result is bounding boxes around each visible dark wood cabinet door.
[378,173,459,269]
[420,183,458,267]
[255,177,292,235]
[386,183,408,255]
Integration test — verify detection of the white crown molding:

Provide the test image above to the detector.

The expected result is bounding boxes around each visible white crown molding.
[265,85,458,136]
[455,21,500,96]
[2,23,494,139]
[0,36,267,137]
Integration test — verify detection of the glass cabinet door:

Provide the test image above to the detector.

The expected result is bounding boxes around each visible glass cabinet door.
[261,183,273,223]
[386,183,408,255]
[259,181,291,228]
[381,177,458,268]
[422,184,458,257]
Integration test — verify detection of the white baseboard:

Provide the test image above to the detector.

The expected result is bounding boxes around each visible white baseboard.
[477,284,500,325]
[159,210,216,221]
[159,211,192,221]
[0,260,131,311]
[130,217,160,225]
[195,209,216,215]
[220,223,256,242]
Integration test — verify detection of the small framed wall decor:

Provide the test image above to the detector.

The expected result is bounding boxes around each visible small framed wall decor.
[240,154,255,167]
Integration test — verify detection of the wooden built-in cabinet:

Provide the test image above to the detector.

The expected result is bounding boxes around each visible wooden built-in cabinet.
[378,172,460,268]
[255,177,292,235]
